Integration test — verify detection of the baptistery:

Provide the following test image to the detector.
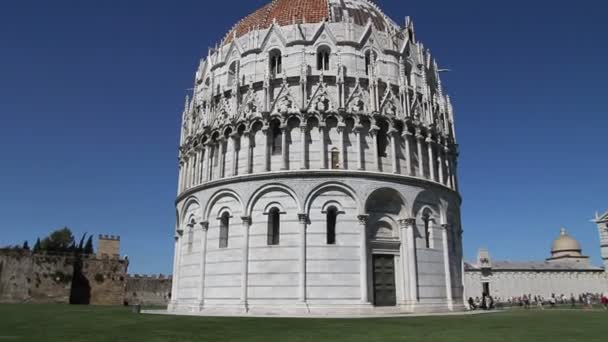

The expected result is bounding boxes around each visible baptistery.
[169,0,464,315]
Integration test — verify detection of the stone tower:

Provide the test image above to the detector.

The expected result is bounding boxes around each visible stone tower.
[170,0,463,315]
[594,211,608,269]
[97,235,120,258]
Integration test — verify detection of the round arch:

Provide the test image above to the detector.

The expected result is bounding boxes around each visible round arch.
[364,187,408,218]
[202,189,245,222]
[179,196,201,226]
[304,181,362,216]
[245,183,301,217]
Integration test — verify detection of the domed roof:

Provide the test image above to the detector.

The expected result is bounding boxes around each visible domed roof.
[551,228,582,254]
[224,0,399,44]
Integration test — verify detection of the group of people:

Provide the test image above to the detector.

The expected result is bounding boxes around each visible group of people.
[468,292,608,310]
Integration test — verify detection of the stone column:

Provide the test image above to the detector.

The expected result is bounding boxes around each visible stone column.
[203,144,211,182]
[281,125,289,170]
[262,126,270,172]
[445,150,453,189]
[245,131,253,174]
[231,133,240,177]
[389,128,399,174]
[177,161,184,193]
[199,148,206,184]
[370,125,380,172]
[441,224,453,310]
[169,231,182,308]
[240,216,251,309]
[300,124,308,170]
[398,219,411,304]
[197,222,209,309]
[403,130,413,176]
[338,123,346,169]
[426,133,436,182]
[405,218,418,302]
[416,131,424,178]
[355,124,364,170]
[219,137,227,178]
[207,144,214,181]
[183,157,190,189]
[298,214,308,303]
[438,139,445,185]
[319,123,327,169]
[358,215,370,303]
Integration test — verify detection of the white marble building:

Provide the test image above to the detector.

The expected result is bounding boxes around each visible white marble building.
[168,0,464,315]
[465,214,608,301]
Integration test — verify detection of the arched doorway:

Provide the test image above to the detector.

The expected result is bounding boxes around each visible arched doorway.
[365,188,408,307]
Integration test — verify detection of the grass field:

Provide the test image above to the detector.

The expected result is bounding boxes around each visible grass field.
[0,304,607,342]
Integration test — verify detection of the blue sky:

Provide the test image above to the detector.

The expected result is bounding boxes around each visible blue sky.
[1,0,606,274]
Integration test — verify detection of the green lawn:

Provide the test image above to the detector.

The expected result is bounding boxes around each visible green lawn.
[0,304,606,342]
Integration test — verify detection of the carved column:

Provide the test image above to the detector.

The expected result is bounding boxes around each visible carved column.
[370,125,380,172]
[183,156,190,189]
[300,124,308,169]
[298,214,308,303]
[281,124,289,170]
[207,144,214,181]
[416,130,424,178]
[426,133,436,182]
[231,133,240,177]
[437,138,445,185]
[319,123,327,169]
[358,215,370,303]
[262,126,270,172]
[441,224,453,310]
[389,128,399,174]
[199,147,206,184]
[245,131,253,174]
[337,123,346,169]
[219,137,227,179]
[177,161,184,193]
[355,124,364,170]
[197,222,209,309]
[240,217,251,309]
[405,218,418,303]
[403,129,413,176]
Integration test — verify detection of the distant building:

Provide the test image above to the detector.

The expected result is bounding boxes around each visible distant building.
[170,0,464,315]
[465,216,608,300]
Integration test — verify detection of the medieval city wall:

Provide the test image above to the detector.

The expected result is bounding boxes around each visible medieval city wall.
[0,249,128,305]
[125,275,172,306]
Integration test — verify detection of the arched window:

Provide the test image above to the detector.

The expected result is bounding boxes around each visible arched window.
[269,49,282,77]
[317,46,330,71]
[267,208,281,245]
[187,220,195,253]
[219,212,230,248]
[270,121,282,155]
[326,207,337,244]
[227,61,238,87]
[423,212,432,249]
[331,148,340,169]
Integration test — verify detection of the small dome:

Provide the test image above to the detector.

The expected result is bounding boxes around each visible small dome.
[551,228,582,256]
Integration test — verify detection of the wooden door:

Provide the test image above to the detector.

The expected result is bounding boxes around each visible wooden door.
[373,254,396,306]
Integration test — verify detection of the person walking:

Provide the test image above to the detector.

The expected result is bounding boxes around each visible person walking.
[601,294,608,310]
[570,294,576,309]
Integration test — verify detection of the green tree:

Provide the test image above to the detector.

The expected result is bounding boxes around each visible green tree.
[32,238,41,253]
[84,236,94,254]
[22,241,29,250]
[40,227,75,252]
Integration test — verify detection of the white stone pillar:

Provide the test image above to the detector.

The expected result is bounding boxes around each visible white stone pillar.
[300,124,307,169]
[203,144,210,182]
[219,137,227,178]
[231,133,239,177]
[426,134,435,182]
[319,123,327,169]
[177,161,184,193]
[438,139,445,185]
[281,125,289,170]
[197,222,209,309]
[183,157,190,189]
[405,218,418,302]
[207,144,214,181]
[445,150,453,189]
[169,232,182,308]
[358,215,370,303]
[370,126,380,172]
[240,216,251,309]
[398,219,411,304]
[389,128,399,174]
[416,131,424,178]
[441,224,453,310]
[199,148,206,184]
[403,130,413,176]
[245,131,253,174]
[262,126,270,172]
[298,214,308,302]
[355,124,364,170]
[338,123,346,169]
